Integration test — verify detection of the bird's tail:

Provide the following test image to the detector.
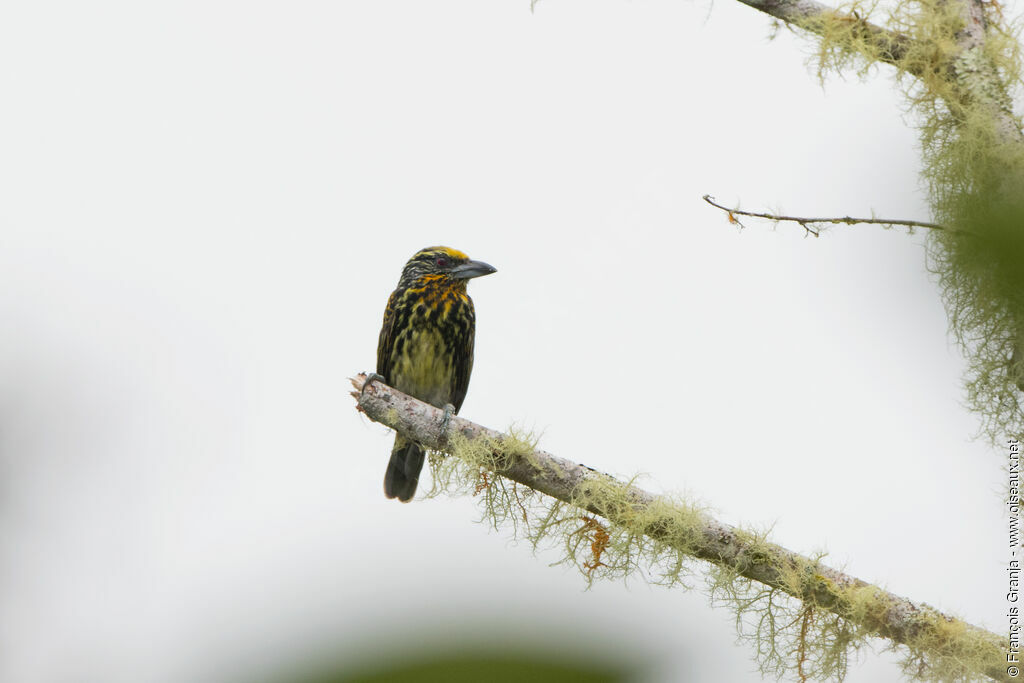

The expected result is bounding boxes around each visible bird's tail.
[384,435,426,502]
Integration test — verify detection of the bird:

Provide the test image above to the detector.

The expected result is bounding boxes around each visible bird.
[372,246,496,502]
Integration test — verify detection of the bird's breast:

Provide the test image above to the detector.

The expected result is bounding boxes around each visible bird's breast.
[390,327,455,407]
[388,281,475,408]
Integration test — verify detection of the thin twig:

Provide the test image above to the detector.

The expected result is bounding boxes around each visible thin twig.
[703,194,952,236]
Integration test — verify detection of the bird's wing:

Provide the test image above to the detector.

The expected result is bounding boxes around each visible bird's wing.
[376,288,400,381]
[450,302,476,414]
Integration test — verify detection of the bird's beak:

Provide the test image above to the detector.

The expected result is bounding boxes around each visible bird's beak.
[451,259,497,280]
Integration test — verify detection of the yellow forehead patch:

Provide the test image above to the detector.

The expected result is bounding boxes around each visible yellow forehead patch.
[422,246,469,260]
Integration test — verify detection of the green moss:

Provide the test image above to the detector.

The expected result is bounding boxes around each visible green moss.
[425,428,543,535]
[704,541,865,681]
[565,476,707,587]
[425,424,1005,680]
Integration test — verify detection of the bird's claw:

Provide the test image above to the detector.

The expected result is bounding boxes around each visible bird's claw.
[439,403,456,437]
[361,372,386,396]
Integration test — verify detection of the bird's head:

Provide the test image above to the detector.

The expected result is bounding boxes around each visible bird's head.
[398,246,497,288]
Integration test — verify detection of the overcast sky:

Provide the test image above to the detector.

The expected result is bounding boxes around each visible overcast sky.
[1,1,1020,682]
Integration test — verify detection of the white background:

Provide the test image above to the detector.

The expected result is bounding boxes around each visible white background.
[0,1,1018,681]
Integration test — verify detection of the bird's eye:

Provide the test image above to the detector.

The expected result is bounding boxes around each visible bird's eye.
[435,257,448,268]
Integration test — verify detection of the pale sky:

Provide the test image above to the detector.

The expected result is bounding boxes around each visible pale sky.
[0,1,1018,682]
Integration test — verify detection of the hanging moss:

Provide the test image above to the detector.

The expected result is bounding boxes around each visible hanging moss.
[789,0,1024,440]
[421,428,1005,681]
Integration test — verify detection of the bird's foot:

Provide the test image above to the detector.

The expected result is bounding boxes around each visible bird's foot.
[439,403,456,437]
[360,372,386,396]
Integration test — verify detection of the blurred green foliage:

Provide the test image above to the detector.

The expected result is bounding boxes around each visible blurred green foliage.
[286,653,628,683]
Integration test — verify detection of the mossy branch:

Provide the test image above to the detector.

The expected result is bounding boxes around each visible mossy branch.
[351,374,1011,682]
[730,0,920,70]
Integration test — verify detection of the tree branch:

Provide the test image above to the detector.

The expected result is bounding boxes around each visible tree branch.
[351,374,1011,683]
[947,0,1024,147]
[703,194,954,236]
[734,0,1022,144]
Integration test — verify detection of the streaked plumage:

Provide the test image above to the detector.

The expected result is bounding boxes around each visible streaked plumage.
[377,246,496,501]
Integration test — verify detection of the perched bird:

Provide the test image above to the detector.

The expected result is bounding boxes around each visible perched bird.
[374,246,496,502]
